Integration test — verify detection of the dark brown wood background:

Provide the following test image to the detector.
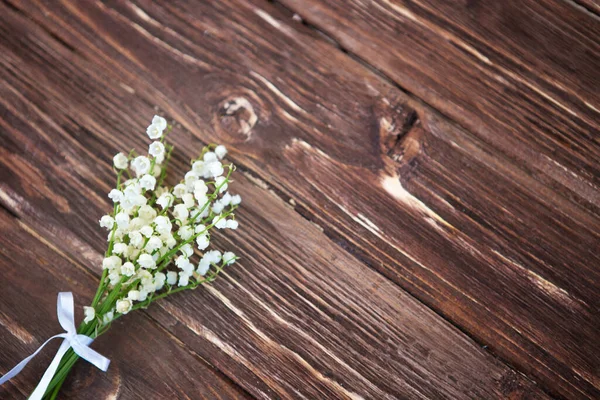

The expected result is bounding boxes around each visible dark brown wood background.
[0,0,598,399]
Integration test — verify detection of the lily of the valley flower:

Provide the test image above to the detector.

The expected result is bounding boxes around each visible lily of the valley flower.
[83,307,95,323]
[90,115,241,326]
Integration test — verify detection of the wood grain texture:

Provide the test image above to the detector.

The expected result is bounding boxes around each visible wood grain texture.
[278,0,600,211]
[0,45,547,400]
[0,211,250,400]
[0,1,555,398]
[0,0,597,398]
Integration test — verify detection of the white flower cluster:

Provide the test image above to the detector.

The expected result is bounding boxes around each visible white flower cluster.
[89,115,241,325]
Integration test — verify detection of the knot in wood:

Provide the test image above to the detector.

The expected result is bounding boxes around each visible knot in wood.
[217,96,257,139]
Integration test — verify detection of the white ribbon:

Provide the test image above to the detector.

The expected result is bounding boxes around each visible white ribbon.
[0,292,110,399]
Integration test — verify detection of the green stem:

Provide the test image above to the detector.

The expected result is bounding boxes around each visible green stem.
[41,320,103,399]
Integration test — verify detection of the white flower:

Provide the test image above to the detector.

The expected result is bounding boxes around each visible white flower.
[173,204,189,222]
[147,115,167,139]
[131,156,151,176]
[128,245,138,257]
[143,282,156,294]
[146,236,162,253]
[194,194,209,208]
[230,194,242,206]
[128,290,140,301]
[137,289,148,301]
[113,153,128,169]
[192,160,205,175]
[119,196,136,211]
[185,171,198,191]
[207,161,224,178]
[136,195,148,207]
[163,234,177,248]
[182,193,195,208]
[196,235,210,250]
[221,193,232,206]
[147,124,162,140]
[153,115,167,129]
[123,190,146,210]
[115,212,130,230]
[113,242,129,256]
[138,253,156,269]
[215,145,227,159]
[196,156,224,178]
[129,248,141,260]
[223,251,237,265]
[179,259,194,275]
[157,185,170,195]
[194,224,207,234]
[129,231,144,248]
[131,217,145,230]
[197,259,210,276]
[102,311,114,325]
[99,215,114,230]
[116,299,132,314]
[137,269,152,281]
[108,189,123,203]
[178,225,193,240]
[226,220,239,230]
[83,306,96,323]
[139,225,154,238]
[166,271,178,285]
[154,216,172,235]
[173,184,187,198]
[180,243,194,258]
[175,255,188,268]
[194,180,208,195]
[123,181,141,196]
[149,141,165,158]
[140,174,156,191]
[121,262,135,277]
[215,176,228,193]
[154,272,166,290]
[109,271,120,286]
[178,272,190,286]
[204,152,218,162]
[212,201,225,214]
[138,205,157,222]
[198,250,221,276]
[204,250,222,264]
[214,215,227,229]
[156,193,174,209]
[102,255,122,270]
[197,207,210,220]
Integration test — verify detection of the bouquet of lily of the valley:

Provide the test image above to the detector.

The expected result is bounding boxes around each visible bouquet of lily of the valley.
[0,116,241,399]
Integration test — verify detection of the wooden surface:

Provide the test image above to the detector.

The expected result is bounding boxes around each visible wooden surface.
[0,0,598,399]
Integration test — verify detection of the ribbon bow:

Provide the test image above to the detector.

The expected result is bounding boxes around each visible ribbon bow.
[0,292,110,399]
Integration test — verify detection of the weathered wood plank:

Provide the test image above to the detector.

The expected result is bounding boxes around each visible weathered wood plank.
[0,0,597,398]
[0,210,251,399]
[0,1,555,399]
[278,0,600,212]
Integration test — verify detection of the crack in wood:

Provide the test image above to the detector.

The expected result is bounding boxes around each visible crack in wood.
[566,0,600,18]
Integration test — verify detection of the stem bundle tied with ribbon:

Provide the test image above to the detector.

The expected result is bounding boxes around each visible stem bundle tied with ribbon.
[0,116,242,398]
[0,293,109,399]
